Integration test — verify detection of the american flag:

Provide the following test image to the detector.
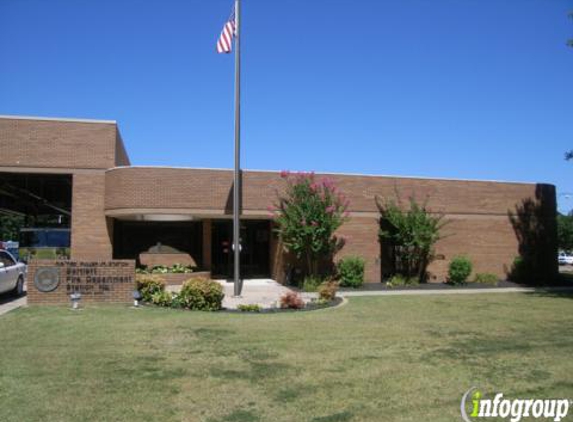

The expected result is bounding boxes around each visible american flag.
[216,7,236,54]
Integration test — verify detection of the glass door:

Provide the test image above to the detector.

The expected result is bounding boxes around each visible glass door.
[211,220,270,279]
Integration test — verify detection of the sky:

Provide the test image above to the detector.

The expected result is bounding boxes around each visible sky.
[1,0,572,211]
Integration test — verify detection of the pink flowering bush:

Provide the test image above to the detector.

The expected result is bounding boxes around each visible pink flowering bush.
[271,171,350,277]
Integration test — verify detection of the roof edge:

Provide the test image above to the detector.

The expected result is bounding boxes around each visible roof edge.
[106,166,541,186]
[0,114,117,125]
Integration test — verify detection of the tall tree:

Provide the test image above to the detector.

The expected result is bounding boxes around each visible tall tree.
[271,171,349,277]
[0,214,25,241]
[557,213,573,251]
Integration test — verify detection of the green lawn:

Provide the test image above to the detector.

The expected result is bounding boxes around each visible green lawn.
[0,293,572,422]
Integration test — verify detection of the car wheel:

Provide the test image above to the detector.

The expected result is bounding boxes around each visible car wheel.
[12,277,24,297]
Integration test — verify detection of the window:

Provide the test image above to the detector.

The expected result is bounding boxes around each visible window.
[0,252,15,267]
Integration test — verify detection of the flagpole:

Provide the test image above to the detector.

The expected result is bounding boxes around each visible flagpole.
[233,0,242,297]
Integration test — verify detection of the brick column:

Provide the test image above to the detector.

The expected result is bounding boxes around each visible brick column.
[71,172,113,260]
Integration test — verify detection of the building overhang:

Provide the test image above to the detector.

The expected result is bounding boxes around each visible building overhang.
[105,208,271,221]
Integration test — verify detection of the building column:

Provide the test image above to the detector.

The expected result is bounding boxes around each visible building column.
[71,172,113,260]
[202,219,212,270]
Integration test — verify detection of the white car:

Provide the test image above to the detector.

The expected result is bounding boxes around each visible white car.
[558,252,573,266]
[0,249,26,296]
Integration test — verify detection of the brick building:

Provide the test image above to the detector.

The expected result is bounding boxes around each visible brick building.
[0,115,558,283]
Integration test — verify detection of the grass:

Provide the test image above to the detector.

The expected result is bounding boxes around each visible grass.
[0,293,572,422]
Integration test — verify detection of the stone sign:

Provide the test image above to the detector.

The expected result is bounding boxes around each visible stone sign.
[27,260,136,305]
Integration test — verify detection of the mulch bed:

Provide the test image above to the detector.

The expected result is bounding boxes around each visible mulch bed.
[339,279,572,292]
[222,297,344,314]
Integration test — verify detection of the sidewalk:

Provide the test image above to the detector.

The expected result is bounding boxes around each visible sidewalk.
[0,295,26,316]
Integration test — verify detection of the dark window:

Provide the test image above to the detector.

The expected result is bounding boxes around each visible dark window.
[113,221,203,266]
[20,229,70,248]
[45,230,71,247]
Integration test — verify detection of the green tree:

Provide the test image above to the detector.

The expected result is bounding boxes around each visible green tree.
[0,214,25,241]
[271,171,349,277]
[557,212,573,251]
[376,196,446,282]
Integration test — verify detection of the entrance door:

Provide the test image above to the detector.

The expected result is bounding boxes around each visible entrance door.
[211,220,270,279]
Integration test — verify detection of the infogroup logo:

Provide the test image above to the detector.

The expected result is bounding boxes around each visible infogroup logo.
[461,387,571,422]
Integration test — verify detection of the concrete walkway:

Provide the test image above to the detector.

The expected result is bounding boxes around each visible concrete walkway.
[0,295,26,316]
[168,278,294,310]
[219,279,293,309]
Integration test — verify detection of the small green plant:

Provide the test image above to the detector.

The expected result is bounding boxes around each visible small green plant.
[473,272,499,286]
[170,263,195,274]
[336,256,365,288]
[317,280,338,301]
[280,291,305,309]
[237,304,262,312]
[385,274,418,288]
[170,293,185,309]
[302,275,323,292]
[448,255,473,285]
[136,274,166,302]
[136,264,195,275]
[178,278,224,311]
[151,290,173,307]
[150,265,170,274]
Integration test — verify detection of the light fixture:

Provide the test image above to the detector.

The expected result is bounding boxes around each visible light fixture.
[133,290,142,308]
[70,292,82,310]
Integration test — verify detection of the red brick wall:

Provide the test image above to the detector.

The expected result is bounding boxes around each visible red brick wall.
[27,259,135,305]
[0,117,129,170]
[105,167,543,216]
[336,216,381,283]
[115,128,131,166]
[104,167,557,283]
[71,173,113,260]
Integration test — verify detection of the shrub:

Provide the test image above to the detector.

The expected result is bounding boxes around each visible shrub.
[237,304,262,312]
[448,255,473,285]
[473,272,499,285]
[178,278,224,311]
[385,274,418,288]
[170,293,185,309]
[337,256,365,288]
[136,274,166,302]
[317,280,338,301]
[508,256,529,283]
[151,290,173,307]
[376,196,446,282]
[280,291,305,309]
[302,275,323,292]
[271,171,350,277]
